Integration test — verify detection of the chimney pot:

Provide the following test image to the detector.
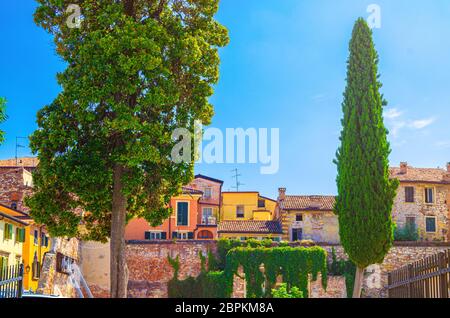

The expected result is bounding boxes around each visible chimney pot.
[400,162,408,174]
[278,188,286,201]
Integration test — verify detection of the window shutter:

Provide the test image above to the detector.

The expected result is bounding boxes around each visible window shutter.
[188,232,194,240]
[172,232,178,239]
[161,232,167,240]
[144,232,151,240]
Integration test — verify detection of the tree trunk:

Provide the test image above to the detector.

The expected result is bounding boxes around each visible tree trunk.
[352,267,365,298]
[110,164,129,298]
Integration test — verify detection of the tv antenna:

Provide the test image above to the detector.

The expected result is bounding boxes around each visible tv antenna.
[15,137,28,166]
[231,168,244,192]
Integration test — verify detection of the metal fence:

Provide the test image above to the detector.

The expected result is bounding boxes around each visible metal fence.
[387,250,450,298]
[0,264,24,298]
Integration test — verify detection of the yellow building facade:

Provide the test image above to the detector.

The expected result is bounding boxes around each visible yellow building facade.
[0,205,27,270]
[218,192,281,241]
[221,192,276,221]
[22,222,51,292]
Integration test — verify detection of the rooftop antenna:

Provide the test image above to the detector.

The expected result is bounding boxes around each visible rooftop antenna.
[15,137,28,166]
[231,168,244,192]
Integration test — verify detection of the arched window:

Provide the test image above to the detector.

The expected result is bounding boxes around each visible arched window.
[197,230,213,239]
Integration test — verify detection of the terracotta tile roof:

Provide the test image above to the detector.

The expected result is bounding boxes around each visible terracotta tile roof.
[218,220,282,234]
[389,166,450,184]
[0,157,39,167]
[181,187,203,195]
[280,195,336,211]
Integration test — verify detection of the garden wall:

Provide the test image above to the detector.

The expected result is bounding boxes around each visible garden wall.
[319,242,450,298]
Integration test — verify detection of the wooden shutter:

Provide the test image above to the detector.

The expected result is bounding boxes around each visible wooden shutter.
[144,232,151,240]
[161,232,167,240]
[405,187,414,202]
[172,231,178,239]
[188,232,194,240]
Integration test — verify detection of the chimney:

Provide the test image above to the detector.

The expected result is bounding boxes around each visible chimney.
[278,188,286,201]
[447,162,450,173]
[400,162,408,174]
[444,163,450,182]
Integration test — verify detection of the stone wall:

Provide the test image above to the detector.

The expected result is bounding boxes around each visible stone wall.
[79,241,110,298]
[393,182,449,241]
[37,238,80,297]
[319,242,450,298]
[0,167,33,212]
[126,241,217,298]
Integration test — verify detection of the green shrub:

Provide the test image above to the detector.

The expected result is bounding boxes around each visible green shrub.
[394,223,419,241]
[272,283,303,298]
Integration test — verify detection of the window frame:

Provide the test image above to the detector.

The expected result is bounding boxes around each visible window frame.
[424,187,435,204]
[203,187,213,199]
[202,207,214,224]
[236,205,245,218]
[296,214,303,222]
[404,186,415,203]
[425,216,437,233]
[258,199,266,208]
[176,201,190,226]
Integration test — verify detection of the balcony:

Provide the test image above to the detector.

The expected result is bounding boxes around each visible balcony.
[201,216,217,226]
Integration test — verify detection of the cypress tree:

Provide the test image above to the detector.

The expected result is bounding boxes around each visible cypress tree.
[334,18,399,298]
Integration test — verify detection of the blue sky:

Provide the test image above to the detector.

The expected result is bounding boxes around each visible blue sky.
[1,1,450,199]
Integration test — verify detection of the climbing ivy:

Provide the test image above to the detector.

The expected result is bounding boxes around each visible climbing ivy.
[226,246,328,298]
[328,247,356,298]
[168,240,328,298]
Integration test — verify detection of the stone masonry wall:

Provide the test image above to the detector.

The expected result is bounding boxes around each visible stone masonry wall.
[37,238,80,297]
[393,183,449,242]
[126,241,217,298]
[319,242,450,298]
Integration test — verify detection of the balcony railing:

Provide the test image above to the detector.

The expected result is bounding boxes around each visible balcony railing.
[201,217,217,226]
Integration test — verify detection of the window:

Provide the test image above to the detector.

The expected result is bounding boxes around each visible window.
[240,237,248,242]
[177,202,189,226]
[258,199,265,208]
[425,217,437,233]
[34,230,39,245]
[236,205,245,218]
[3,223,13,240]
[0,255,8,271]
[173,232,193,240]
[144,232,166,240]
[296,214,303,222]
[292,228,303,242]
[405,187,415,203]
[11,202,18,210]
[198,230,213,239]
[15,228,25,243]
[203,187,212,199]
[425,188,434,204]
[202,208,213,224]
[405,217,416,229]
[32,253,40,280]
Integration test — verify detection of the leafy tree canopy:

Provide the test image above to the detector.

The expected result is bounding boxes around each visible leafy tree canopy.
[27,0,229,242]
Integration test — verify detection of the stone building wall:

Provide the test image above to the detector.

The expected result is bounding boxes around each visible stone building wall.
[319,242,450,298]
[282,210,340,243]
[37,238,80,297]
[393,183,449,241]
[0,167,33,212]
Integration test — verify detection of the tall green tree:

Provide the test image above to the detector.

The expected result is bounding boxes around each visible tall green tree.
[334,18,398,298]
[27,0,228,298]
[0,97,6,144]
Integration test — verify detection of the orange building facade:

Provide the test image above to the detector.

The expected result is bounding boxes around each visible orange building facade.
[125,175,223,241]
